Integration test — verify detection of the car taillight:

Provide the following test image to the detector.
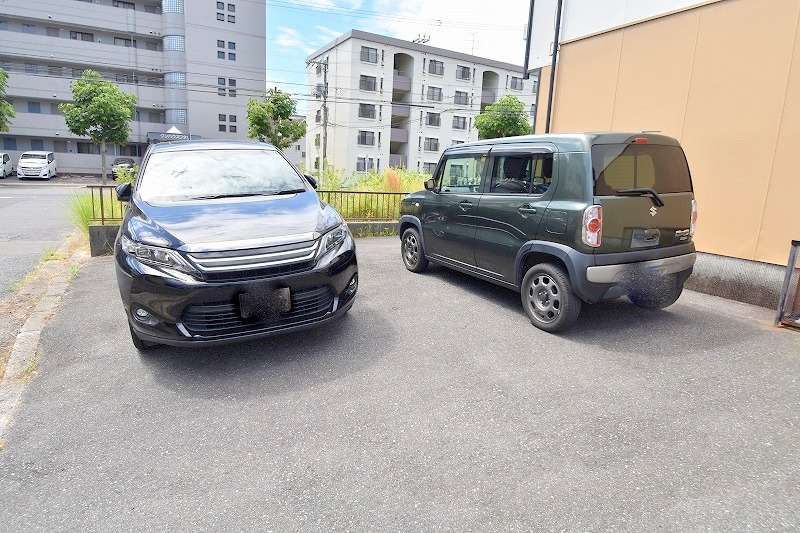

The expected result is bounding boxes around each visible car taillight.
[582,205,602,247]
[690,199,697,237]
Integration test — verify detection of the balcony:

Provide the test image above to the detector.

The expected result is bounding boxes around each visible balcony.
[389,154,407,168]
[391,104,411,118]
[393,71,412,93]
[390,128,409,143]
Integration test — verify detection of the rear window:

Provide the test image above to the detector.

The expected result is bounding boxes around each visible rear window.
[592,144,692,195]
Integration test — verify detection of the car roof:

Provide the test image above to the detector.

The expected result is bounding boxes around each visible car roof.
[146,140,278,154]
[444,132,681,153]
[20,151,53,155]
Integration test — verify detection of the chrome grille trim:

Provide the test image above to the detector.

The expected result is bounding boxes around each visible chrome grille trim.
[187,239,318,272]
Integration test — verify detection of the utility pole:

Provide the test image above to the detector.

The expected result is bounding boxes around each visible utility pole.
[545,0,563,134]
[307,58,329,179]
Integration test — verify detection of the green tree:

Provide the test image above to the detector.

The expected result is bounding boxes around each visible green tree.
[246,88,307,149]
[474,94,532,140]
[59,70,137,184]
[0,68,16,132]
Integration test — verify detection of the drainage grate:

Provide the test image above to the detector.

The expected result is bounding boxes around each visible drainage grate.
[776,240,800,329]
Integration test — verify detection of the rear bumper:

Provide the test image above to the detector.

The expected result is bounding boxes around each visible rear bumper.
[586,252,696,283]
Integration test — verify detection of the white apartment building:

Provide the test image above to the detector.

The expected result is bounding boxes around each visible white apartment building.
[306,30,538,175]
[0,0,265,173]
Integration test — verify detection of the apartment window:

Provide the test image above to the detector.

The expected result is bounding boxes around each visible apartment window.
[425,112,440,127]
[358,103,376,119]
[423,137,439,151]
[454,91,469,105]
[368,158,375,171]
[315,109,321,123]
[228,79,236,87]
[115,73,134,84]
[360,46,378,63]
[510,76,524,91]
[314,157,319,170]
[228,3,235,11]
[25,64,38,74]
[453,116,467,130]
[423,162,437,174]
[314,134,320,147]
[114,37,136,47]
[30,139,44,151]
[230,125,237,133]
[228,89,236,97]
[359,75,377,91]
[70,31,94,42]
[219,124,227,132]
[27,102,41,114]
[22,24,36,34]
[217,1,224,8]
[163,35,185,51]
[218,114,226,122]
[228,52,236,60]
[452,140,464,145]
[71,68,84,78]
[163,0,184,13]
[357,131,375,146]
[218,88,226,96]
[3,138,17,150]
[148,111,164,123]
[296,145,301,151]
[217,39,225,48]
[46,27,60,37]
[428,60,444,76]
[316,63,322,75]
[228,42,235,50]
[145,41,161,51]
[229,115,236,122]
[532,79,538,94]
[228,15,235,23]
[48,65,63,77]
[217,13,225,21]
[217,51,225,59]
[356,157,366,172]
[165,108,187,124]
[217,76,226,85]
[113,1,136,9]
[456,65,470,80]
[0,21,7,31]
[427,86,442,101]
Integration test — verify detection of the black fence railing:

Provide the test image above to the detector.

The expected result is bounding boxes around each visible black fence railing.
[86,186,410,225]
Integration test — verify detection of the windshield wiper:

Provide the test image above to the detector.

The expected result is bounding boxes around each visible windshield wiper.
[187,193,270,200]
[270,188,306,195]
[615,188,665,207]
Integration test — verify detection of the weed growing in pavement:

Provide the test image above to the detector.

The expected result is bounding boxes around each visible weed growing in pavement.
[65,192,121,236]
[42,248,64,261]
[17,354,38,382]
[68,263,81,280]
[0,441,4,451]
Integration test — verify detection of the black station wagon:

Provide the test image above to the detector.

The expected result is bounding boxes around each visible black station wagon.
[399,132,697,332]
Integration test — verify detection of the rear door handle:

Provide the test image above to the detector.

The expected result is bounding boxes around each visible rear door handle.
[459,200,474,211]
[518,204,537,214]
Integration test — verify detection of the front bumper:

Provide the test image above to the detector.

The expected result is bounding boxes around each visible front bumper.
[115,237,358,347]
[17,167,47,178]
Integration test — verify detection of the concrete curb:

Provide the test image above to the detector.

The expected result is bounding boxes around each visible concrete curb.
[0,237,85,437]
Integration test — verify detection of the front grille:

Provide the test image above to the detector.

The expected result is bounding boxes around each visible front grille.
[180,286,334,338]
[187,239,317,282]
[19,168,42,177]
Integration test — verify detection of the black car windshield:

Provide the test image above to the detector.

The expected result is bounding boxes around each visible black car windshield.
[114,159,134,165]
[138,149,307,202]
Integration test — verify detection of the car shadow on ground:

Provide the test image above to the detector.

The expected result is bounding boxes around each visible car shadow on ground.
[417,263,765,355]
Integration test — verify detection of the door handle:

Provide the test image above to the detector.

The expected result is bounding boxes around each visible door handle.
[459,200,474,211]
[518,204,537,214]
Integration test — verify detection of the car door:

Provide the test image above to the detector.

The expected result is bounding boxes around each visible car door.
[422,148,490,268]
[474,145,556,282]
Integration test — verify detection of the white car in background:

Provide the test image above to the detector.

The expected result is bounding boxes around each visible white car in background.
[17,151,57,180]
[0,153,12,178]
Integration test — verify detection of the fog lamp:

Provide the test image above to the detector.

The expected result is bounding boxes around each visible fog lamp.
[132,306,159,326]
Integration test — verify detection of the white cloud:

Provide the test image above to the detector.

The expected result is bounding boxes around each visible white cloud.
[274,26,315,55]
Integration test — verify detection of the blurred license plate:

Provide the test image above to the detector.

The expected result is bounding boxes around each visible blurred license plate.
[239,286,291,320]
[631,228,660,248]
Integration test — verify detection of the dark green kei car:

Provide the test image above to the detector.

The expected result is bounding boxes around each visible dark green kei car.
[399,133,697,332]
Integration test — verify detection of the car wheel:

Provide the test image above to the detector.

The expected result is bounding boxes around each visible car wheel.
[401,227,428,273]
[129,324,161,352]
[628,276,684,310]
[521,263,581,333]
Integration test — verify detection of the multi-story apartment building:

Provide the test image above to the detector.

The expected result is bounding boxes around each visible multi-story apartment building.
[0,0,265,173]
[306,30,538,175]
[281,114,307,170]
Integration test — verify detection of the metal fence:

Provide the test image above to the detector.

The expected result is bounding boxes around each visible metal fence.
[776,240,800,329]
[86,186,410,225]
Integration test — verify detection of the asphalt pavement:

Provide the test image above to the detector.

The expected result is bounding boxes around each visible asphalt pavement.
[1,237,798,531]
[0,182,81,295]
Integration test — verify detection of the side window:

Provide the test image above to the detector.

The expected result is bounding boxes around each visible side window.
[488,153,553,194]
[436,154,487,193]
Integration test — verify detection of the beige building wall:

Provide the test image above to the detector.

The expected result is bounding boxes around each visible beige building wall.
[547,0,800,265]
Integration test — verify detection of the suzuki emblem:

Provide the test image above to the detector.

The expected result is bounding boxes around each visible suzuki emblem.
[649,206,658,217]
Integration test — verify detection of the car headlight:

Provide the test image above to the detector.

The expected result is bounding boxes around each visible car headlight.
[120,235,195,273]
[317,224,348,259]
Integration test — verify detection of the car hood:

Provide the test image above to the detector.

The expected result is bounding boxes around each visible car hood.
[125,190,342,252]
[18,161,46,167]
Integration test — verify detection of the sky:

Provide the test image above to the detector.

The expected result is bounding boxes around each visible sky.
[266,0,532,113]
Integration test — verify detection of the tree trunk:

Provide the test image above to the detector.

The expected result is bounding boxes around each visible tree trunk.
[101,141,107,185]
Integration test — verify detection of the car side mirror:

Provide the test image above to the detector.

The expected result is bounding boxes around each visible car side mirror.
[424,178,436,191]
[116,182,132,202]
[304,173,318,189]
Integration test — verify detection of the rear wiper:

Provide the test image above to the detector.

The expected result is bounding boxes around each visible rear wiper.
[615,188,665,207]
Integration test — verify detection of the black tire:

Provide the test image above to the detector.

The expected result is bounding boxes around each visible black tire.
[628,276,684,310]
[129,324,160,352]
[520,263,582,333]
[401,227,428,273]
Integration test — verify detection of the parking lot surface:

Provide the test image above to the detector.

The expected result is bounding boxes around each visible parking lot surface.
[1,237,798,531]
